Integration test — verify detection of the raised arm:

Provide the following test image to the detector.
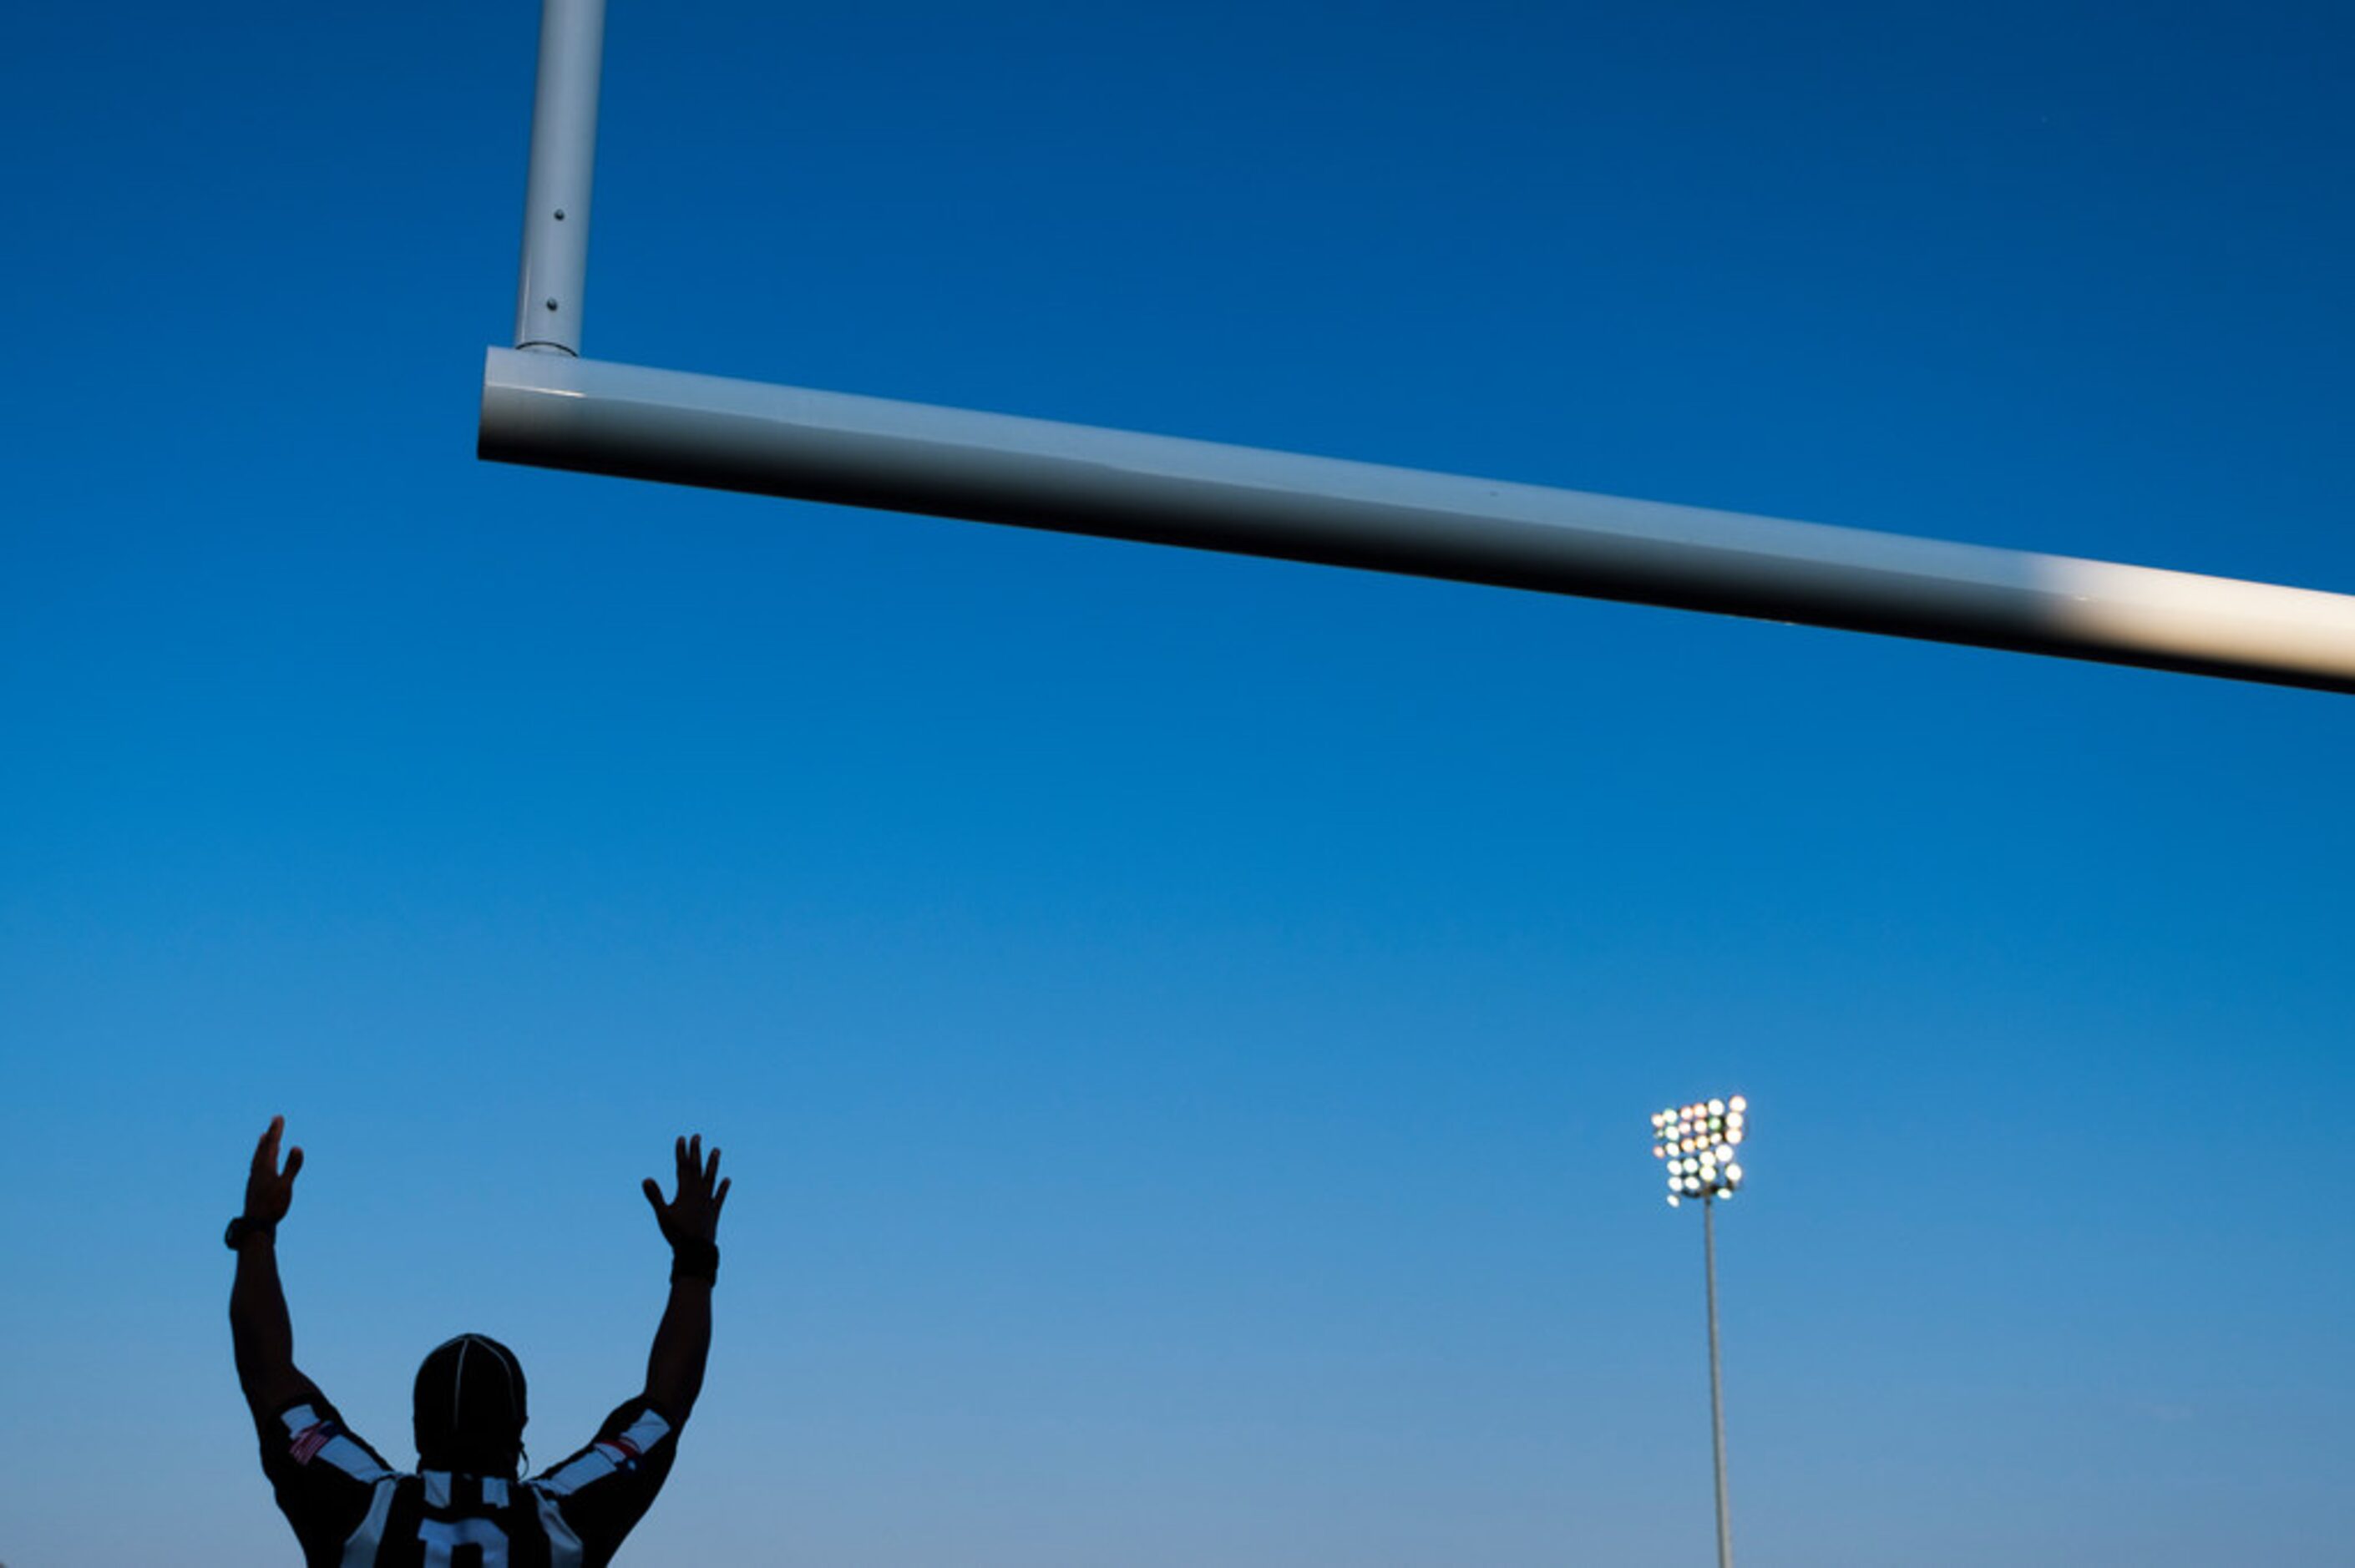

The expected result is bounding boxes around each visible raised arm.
[639,1134,730,1425]
[228,1116,314,1419]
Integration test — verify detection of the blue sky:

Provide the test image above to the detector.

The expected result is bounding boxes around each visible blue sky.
[3,2,2351,1564]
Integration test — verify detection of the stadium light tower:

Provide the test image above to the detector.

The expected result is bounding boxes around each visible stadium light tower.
[1653,1095,1749,1568]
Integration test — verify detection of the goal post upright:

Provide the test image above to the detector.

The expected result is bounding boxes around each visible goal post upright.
[512,0,603,357]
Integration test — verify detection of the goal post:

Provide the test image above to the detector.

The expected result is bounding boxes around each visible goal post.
[479,0,2355,695]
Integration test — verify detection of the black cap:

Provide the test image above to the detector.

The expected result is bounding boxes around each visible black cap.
[413,1333,528,1475]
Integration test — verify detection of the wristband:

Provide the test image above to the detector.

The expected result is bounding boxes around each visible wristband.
[668,1235,720,1284]
[224,1214,277,1250]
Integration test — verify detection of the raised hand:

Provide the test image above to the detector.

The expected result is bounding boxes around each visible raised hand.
[642,1134,729,1245]
[641,1135,727,1414]
[243,1115,305,1227]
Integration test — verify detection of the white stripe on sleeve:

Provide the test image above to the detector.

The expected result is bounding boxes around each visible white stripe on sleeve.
[536,1486,585,1568]
[336,1476,398,1568]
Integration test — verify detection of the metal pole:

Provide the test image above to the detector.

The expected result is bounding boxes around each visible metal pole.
[1703,1195,1733,1568]
[479,348,2355,694]
[512,0,605,355]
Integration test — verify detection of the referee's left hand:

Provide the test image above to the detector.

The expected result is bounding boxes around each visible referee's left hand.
[643,1134,728,1244]
[242,1115,304,1226]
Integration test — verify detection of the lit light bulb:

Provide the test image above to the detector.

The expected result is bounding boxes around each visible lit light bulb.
[1729,1095,1746,1113]
[1724,1164,1743,1184]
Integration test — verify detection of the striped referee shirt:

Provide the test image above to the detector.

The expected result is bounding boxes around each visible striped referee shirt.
[255,1383,680,1566]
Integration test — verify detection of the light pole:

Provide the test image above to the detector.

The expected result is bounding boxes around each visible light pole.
[1653,1095,1749,1568]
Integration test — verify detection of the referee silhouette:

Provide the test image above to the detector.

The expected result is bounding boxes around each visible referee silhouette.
[228,1117,728,1565]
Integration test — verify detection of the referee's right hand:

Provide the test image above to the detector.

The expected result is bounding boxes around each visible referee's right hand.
[242,1115,304,1227]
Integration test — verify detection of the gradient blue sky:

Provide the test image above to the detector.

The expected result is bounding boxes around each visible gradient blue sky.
[4,3,2352,1564]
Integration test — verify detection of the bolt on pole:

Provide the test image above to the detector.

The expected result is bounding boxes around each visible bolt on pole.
[513,0,604,355]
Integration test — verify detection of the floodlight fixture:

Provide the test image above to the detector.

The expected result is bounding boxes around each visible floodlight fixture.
[1653,1097,1750,1205]
[1652,1094,1749,1568]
